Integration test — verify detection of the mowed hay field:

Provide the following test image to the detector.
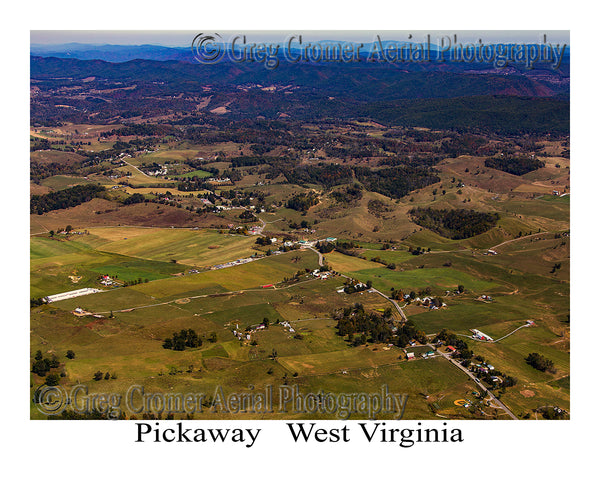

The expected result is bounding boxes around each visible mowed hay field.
[89,227,257,267]
[127,249,319,300]
[31,227,261,298]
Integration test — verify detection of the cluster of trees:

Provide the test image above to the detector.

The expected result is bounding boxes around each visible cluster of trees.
[358,96,569,136]
[230,156,269,167]
[183,121,301,150]
[255,236,272,246]
[30,297,46,308]
[93,371,117,381]
[366,199,391,217]
[31,350,60,377]
[551,262,562,274]
[177,179,210,192]
[334,303,396,345]
[369,256,395,269]
[343,280,372,294]
[354,166,440,199]
[30,184,106,214]
[332,240,364,259]
[122,277,149,287]
[278,163,439,202]
[435,329,472,358]
[30,161,79,182]
[484,155,545,176]
[330,184,363,204]
[289,219,313,230]
[162,329,203,351]
[336,303,429,348]
[285,164,354,189]
[525,352,556,373]
[396,319,428,347]
[315,240,335,254]
[122,192,146,205]
[440,134,488,157]
[408,245,429,255]
[409,207,500,240]
[286,192,319,212]
[239,210,257,221]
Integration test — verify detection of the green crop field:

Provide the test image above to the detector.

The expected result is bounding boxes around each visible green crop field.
[173,169,212,179]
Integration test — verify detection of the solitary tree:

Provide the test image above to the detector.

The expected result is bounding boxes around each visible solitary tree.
[66,350,75,359]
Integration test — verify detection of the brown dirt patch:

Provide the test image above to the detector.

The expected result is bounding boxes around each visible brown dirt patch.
[30,182,52,196]
[520,389,536,398]
[31,198,233,230]
[30,150,85,165]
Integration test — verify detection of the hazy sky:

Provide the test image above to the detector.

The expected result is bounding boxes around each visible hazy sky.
[31,30,569,47]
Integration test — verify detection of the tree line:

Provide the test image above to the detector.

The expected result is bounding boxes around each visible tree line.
[484,155,545,176]
[409,207,500,239]
[162,329,203,351]
[30,184,106,214]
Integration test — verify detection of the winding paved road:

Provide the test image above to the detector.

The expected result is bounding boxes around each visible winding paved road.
[430,344,518,420]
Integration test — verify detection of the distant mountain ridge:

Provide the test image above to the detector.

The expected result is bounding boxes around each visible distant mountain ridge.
[31,43,191,62]
[30,42,569,74]
[29,51,569,134]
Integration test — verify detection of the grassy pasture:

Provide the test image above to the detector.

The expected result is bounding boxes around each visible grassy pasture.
[30,244,186,298]
[277,346,402,376]
[128,250,319,300]
[30,228,270,298]
[499,197,570,223]
[296,358,479,419]
[94,228,257,267]
[350,266,500,295]
[172,169,212,179]
[324,251,379,272]
[360,249,414,264]
[40,175,94,190]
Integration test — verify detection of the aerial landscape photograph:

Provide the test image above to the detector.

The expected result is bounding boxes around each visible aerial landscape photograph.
[29,30,570,421]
